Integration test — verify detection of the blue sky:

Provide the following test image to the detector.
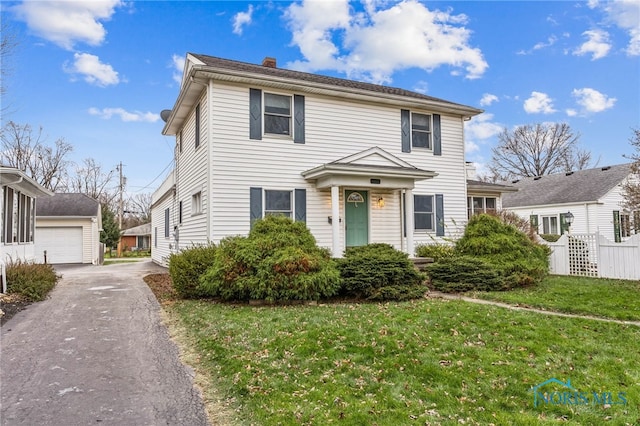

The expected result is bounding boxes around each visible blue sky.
[2,0,639,198]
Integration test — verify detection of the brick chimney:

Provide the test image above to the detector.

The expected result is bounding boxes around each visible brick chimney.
[262,57,276,68]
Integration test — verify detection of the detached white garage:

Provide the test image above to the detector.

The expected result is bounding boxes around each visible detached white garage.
[35,194,102,265]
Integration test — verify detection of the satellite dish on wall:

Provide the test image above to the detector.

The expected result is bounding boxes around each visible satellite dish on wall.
[160,109,172,122]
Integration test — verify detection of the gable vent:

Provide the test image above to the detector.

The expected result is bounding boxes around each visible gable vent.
[601,166,611,171]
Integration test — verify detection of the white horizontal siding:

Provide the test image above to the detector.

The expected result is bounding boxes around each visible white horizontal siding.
[151,195,175,267]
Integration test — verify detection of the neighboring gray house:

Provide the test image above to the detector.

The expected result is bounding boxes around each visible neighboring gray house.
[35,193,102,264]
[502,164,638,242]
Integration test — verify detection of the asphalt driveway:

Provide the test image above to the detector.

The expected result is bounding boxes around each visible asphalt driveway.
[0,261,210,425]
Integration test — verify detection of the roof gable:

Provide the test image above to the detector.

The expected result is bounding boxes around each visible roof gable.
[36,193,100,217]
[502,164,632,208]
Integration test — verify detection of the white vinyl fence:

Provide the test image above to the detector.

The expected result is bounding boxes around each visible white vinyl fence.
[545,233,640,280]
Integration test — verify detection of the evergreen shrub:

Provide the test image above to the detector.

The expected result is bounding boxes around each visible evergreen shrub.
[426,255,503,293]
[415,243,455,262]
[199,216,341,302]
[6,260,59,302]
[168,243,217,299]
[337,243,426,301]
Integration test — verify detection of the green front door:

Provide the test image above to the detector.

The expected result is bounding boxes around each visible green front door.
[345,190,369,247]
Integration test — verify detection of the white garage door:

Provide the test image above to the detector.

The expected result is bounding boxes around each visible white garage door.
[36,227,84,264]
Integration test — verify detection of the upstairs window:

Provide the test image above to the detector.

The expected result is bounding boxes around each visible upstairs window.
[411,112,432,149]
[192,191,202,215]
[195,104,201,149]
[264,93,291,136]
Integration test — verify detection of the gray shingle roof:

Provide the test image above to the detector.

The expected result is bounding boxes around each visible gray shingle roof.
[190,54,480,112]
[36,193,100,217]
[501,164,632,208]
[121,223,151,236]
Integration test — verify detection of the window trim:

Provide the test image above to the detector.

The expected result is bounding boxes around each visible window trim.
[411,112,432,150]
[263,91,292,138]
[264,189,293,218]
[414,194,435,232]
[191,191,203,216]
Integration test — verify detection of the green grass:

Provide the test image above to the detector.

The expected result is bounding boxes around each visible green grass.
[468,275,640,322]
[169,299,640,425]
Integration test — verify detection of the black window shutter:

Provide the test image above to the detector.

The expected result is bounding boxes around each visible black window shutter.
[250,187,262,229]
[249,89,262,140]
[401,109,411,153]
[435,194,444,236]
[293,95,305,144]
[294,188,306,223]
[164,208,170,237]
[433,114,441,156]
[195,103,201,148]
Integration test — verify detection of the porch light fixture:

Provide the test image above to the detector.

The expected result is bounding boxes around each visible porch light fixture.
[377,197,385,208]
[565,211,574,226]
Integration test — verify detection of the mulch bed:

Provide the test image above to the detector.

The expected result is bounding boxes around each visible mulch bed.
[0,293,32,326]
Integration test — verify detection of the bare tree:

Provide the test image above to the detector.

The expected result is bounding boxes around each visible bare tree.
[126,193,152,223]
[1,20,18,98]
[69,157,117,204]
[0,121,73,191]
[621,128,640,212]
[488,123,593,181]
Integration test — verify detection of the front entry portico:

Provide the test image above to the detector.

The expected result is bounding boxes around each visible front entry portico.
[302,147,437,257]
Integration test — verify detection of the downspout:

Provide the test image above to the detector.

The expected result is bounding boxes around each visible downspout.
[207,78,213,243]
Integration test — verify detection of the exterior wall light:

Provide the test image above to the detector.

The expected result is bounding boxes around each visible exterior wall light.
[377,197,385,208]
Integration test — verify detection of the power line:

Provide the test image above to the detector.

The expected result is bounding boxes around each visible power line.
[129,158,174,193]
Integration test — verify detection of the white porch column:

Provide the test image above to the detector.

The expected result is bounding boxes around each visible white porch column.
[331,185,341,258]
[405,188,414,257]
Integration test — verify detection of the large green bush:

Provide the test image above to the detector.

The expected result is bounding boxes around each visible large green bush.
[337,243,426,301]
[168,243,217,299]
[454,214,550,289]
[6,260,59,301]
[427,255,503,293]
[199,216,341,302]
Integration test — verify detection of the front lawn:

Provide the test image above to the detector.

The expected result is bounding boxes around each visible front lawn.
[468,275,640,322]
[168,298,640,425]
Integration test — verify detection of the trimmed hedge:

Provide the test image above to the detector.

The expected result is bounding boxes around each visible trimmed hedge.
[6,260,59,302]
[199,216,341,302]
[337,243,426,301]
[427,255,503,293]
[168,243,217,299]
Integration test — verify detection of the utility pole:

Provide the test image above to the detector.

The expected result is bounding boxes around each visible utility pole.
[118,161,124,230]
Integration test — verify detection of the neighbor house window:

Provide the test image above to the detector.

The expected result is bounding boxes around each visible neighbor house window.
[3,187,15,243]
[414,195,434,231]
[17,193,34,243]
[264,93,292,136]
[621,212,632,238]
[164,208,170,238]
[411,112,432,149]
[192,192,202,215]
[467,196,497,218]
[265,190,292,217]
[195,104,201,149]
[542,215,559,235]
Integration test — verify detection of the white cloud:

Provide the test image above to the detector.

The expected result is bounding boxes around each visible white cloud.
[573,29,611,60]
[171,54,186,85]
[601,0,640,56]
[285,0,487,84]
[64,53,119,87]
[233,5,254,35]
[523,91,556,114]
[465,113,502,141]
[88,107,159,123]
[479,93,498,107]
[571,87,616,114]
[12,0,122,50]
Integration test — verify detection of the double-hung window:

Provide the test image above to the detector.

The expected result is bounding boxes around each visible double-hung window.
[264,93,292,136]
[542,215,559,235]
[411,113,432,149]
[192,191,202,215]
[265,190,292,218]
[414,195,434,231]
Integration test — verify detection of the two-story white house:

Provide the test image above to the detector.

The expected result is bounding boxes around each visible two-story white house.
[151,54,485,265]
